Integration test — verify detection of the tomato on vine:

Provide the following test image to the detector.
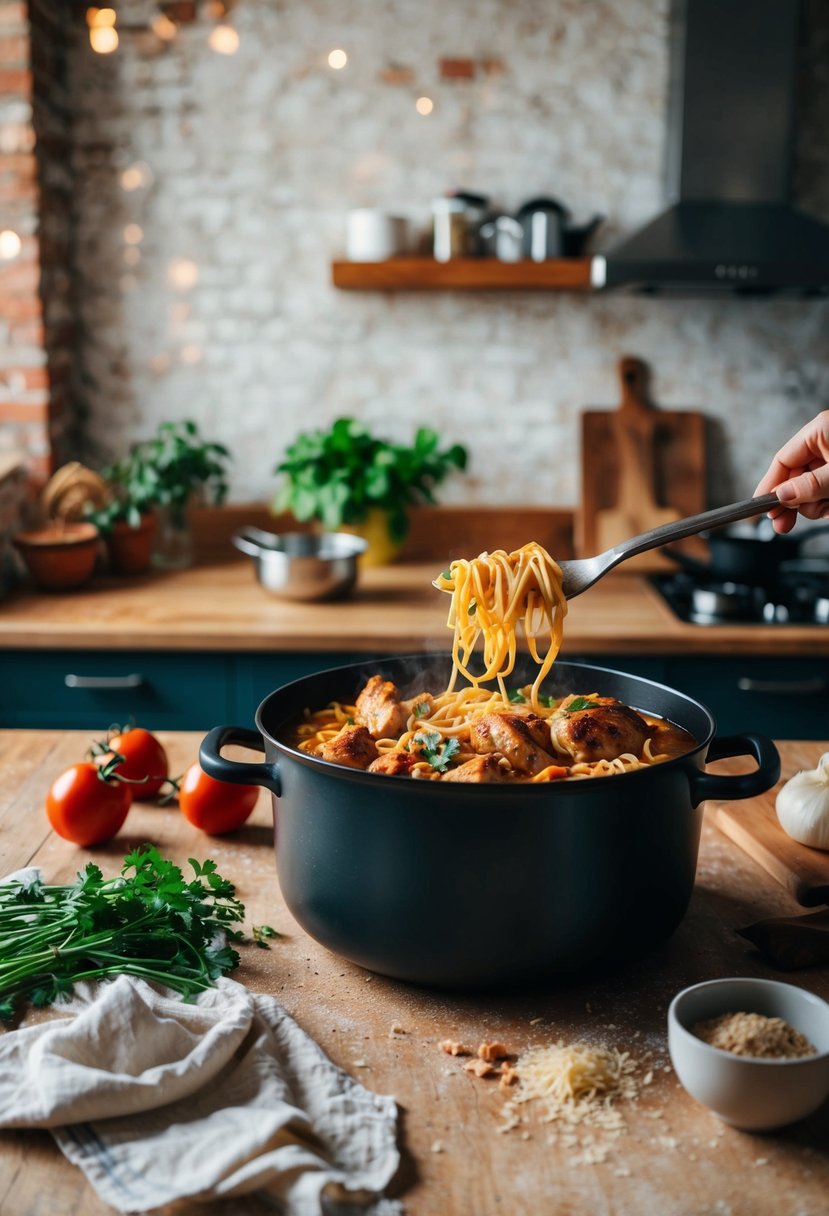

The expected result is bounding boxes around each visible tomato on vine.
[178,764,259,835]
[46,759,133,847]
[90,726,169,799]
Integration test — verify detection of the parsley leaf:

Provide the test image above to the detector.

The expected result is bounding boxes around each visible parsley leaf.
[508,689,528,704]
[412,730,461,773]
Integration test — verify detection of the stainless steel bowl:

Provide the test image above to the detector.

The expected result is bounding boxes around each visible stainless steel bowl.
[232,528,368,601]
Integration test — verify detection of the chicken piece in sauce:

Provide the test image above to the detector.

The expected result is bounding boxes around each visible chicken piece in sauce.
[441,755,508,783]
[470,712,558,777]
[551,695,652,764]
[355,675,409,740]
[368,750,421,777]
[321,724,378,770]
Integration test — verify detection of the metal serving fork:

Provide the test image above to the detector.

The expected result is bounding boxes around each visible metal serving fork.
[558,493,780,600]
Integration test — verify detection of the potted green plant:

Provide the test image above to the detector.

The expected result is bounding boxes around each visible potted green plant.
[89,421,231,572]
[273,418,468,565]
[133,420,230,568]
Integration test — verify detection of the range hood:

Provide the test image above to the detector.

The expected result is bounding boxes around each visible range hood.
[593,0,829,295]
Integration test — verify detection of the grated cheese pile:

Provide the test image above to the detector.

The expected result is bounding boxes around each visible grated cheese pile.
[499,1039,651,1164]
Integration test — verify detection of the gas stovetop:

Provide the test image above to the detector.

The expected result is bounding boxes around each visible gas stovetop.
[650,568,829,626]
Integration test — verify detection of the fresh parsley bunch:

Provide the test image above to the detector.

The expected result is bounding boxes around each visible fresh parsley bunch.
[0,846,272,1021]
[274,417,468,543]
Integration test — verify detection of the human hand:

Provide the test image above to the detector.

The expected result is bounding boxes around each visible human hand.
[754,410,829,534]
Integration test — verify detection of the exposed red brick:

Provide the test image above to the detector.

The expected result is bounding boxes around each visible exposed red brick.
[0,401,50,423]
[159,1,197,22]
[0,295,43,321]
[0,260,40,292]
[439,58,476,80]
[19,366,50,391]
[0,66,32,94]
[0,177,38,202]
[0,34,27,64]
[379,66,415,86]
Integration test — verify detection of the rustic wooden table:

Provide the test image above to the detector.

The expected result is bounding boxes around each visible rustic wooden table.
[0,733,827,1216]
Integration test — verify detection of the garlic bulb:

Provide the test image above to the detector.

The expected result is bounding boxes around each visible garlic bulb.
[776,754,829,850]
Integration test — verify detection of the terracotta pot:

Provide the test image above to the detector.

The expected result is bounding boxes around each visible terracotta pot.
[106,513,157,575]
[13,521,100,591]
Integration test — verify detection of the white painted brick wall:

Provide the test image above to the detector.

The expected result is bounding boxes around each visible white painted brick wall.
[66,0,829,507]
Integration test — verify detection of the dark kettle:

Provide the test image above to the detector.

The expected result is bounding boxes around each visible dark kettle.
[515,197,604,259]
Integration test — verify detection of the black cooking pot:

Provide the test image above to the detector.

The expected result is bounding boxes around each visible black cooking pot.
[665,521,824,586]
[200,656,780,989]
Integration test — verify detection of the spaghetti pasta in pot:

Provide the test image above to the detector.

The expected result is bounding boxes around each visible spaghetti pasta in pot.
[291,543,696,782]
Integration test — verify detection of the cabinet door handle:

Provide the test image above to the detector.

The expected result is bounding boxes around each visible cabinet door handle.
[737,676,827,695]
[64,673,145,690]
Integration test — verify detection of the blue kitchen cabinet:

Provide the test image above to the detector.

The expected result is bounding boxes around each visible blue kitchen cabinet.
[0,650,235,730]
[663,656,829,740]
[568,653,829,739]
[0,649,376,732]
[232,651,377,727]
[1,648,826,739]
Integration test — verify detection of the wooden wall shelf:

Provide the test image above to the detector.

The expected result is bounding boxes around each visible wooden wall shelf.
[331,256,594,292]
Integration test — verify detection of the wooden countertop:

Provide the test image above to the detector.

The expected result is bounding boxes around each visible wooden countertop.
[1,557,828,656]
[0,734,827,1215]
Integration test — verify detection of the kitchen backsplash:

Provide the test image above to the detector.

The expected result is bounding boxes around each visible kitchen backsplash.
[6,0,829,507]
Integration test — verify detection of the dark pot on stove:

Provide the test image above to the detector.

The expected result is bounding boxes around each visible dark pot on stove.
[199,655,779,989]
[665,521,823,586]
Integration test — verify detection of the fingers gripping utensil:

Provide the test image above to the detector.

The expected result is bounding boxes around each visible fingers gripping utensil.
[558,494,780,600]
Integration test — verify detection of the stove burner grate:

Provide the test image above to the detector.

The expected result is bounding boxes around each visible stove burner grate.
[651,566,829,626]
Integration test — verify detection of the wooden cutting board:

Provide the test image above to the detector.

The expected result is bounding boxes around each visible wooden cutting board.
[709,741,829,907]
[577,356,706,569]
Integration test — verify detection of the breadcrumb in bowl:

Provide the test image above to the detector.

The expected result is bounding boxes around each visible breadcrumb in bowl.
[668,978,829,1130]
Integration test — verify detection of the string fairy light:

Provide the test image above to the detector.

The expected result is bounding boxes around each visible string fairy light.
[208,24,240,54]
[0,230,22,260]
[87,6,118,54]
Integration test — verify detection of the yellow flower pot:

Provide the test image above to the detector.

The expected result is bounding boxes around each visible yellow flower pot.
[338,510,404,567]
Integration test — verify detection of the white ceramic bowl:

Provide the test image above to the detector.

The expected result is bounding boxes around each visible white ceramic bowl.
[668,977,829,1130]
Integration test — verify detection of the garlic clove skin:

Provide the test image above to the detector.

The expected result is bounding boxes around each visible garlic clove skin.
[776,753,829,851]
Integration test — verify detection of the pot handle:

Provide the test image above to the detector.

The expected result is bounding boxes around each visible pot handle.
[688,734,780,807]
[199,726,282,796]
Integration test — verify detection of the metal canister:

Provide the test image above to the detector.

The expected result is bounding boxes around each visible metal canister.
[431,192,489,261]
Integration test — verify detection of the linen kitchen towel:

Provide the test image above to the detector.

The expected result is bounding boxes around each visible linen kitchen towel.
[0,974,400,1215]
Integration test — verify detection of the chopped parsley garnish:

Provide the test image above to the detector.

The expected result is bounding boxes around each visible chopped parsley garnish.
[412,730,460,773]
[440,568,453,582]
[508,688,528,704]
[564,696,602,712]
[413,700,431,719]
[468,600,477,616]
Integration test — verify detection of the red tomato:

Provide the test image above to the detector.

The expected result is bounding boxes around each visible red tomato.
[98,727,169,799]
[46,763,133,847]
[178,763,259,835]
